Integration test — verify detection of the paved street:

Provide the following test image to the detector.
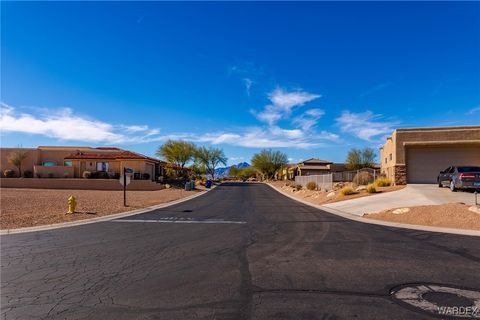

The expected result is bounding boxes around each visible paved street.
[2,183,480,319]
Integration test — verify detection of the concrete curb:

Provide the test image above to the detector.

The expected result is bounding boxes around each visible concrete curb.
[0,187,216,235]
[266,183,480,237]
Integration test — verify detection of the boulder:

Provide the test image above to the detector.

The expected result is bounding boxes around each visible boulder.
[392,208,410,215]
[327,191,335,198]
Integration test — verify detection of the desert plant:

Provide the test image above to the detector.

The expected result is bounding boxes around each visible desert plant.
[353,171,373,185]
[157,140,197,170]
[8,150,28,177]
[3,169,15,178]
[194,146,227,181]
[374,177,392,187]
[306,181,317,191]
[340,186,355,196]
[96,171,109,179]
[251,149,288,180]
[346,147,376,170]
[82,171,92,179]
[23,170,33,178]
[295,184,303,191]
[366,183,377,193]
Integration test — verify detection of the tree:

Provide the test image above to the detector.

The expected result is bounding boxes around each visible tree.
[251,149,288,180]
[346,147,376,170]
[238,167,257,181]
[156,140,196,169]
[229,165,241,178]
[195,146,228,181]
[8,150,28,177]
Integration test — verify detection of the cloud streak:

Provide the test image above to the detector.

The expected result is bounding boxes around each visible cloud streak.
[336,110,397,141]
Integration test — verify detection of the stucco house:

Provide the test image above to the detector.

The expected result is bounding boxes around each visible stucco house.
[380,126,480,185]
[0,146,163,180]
[279,159,350,180]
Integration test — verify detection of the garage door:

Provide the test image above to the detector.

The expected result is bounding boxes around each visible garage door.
[407,146,480,183]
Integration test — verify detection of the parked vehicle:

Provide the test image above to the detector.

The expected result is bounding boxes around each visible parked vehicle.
[437,166,480,191]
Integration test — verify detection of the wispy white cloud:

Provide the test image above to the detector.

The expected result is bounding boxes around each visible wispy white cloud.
[243,78,253,96]
[360,82,392,97]
[467,105,480,115]
[293,108,325,131]
[254,88,321,125]
[336,110,397,141]
[0,102,163,144]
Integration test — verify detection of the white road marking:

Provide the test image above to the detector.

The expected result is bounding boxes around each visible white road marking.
[112,219,246,224]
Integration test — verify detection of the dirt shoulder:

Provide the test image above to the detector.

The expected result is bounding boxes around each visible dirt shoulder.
[0,187,204,230]
[268,180,404,205]
[365,203,480,231]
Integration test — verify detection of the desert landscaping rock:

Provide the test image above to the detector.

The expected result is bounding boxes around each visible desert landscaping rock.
[356,186,367,191]
[327,192,336,198]
[469,206,480,214]
[392,208,410,215]
[366,203,480,231]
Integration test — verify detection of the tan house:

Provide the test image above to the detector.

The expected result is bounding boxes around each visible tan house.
[380,126,480,185]
[278,159,349,180]
[1,146,163,180]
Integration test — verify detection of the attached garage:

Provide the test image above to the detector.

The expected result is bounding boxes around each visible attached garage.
[406,146,480,183]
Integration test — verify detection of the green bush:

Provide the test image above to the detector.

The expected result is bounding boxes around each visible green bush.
[374,177,392,187]
[3,169,15,178]
[306,181,317,190]
[366,183,377,193]
[353,171,373,185]
[340,186,355,196]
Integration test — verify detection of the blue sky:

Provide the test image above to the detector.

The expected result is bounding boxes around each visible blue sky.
[2,2,479,165]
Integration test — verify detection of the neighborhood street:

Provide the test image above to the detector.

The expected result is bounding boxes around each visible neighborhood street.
[2,183,480,319]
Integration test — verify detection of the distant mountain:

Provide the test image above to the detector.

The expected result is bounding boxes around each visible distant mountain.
[214,162,251,178]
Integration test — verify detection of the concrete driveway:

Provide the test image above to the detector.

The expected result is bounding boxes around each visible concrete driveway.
[323,184,478,216]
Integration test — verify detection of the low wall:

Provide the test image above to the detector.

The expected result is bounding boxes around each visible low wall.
[0,178,166,191]
[34,165,74,178]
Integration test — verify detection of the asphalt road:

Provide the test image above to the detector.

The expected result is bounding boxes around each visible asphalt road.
[1,183,480,320]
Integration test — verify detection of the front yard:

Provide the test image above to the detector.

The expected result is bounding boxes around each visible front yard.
[365,203,480,230]
[269,180,404,205]
[0,187,203,229]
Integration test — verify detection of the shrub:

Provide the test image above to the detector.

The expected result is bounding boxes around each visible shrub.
[95,171,110,179]
[352,171,373,186]
[340,186,355,196]
[366,183,377,193]
[23,170,33,178]
[295,184,303,191]
[374,177,392,187]
[3,169,15,178]
[142,173,150,180]
[306,181,317,191]
[82,171,91,179]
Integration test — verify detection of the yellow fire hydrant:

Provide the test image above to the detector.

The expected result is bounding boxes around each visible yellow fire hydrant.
[67,196,76,214]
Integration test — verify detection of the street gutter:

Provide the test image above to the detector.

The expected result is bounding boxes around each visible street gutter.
[266,183,480,237]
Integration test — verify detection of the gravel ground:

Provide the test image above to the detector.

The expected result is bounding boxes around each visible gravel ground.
[365,203,480,230]
[269,181,404,205]
[0,187,203,229]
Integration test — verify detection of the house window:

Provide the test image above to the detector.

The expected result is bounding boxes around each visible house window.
[389,153,392,161]
[64,161,73,167]
[96,162,109,172]
[42,161,57,167]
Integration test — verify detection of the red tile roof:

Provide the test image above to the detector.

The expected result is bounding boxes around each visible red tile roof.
[65,150,161,163]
